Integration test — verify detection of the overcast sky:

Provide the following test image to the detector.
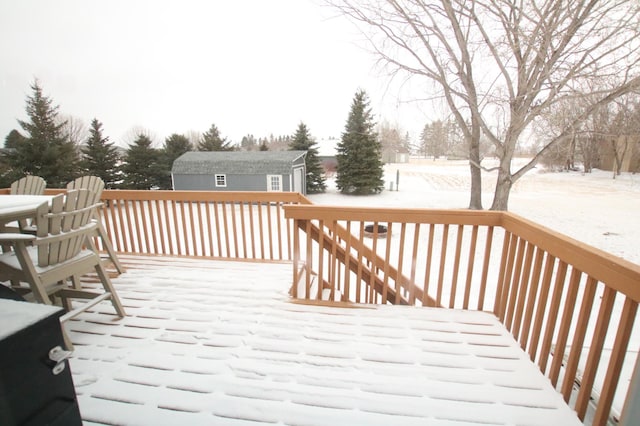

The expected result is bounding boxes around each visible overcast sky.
[0,0,430,147]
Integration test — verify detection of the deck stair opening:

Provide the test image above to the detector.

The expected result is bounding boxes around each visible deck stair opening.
[292,219,422,306]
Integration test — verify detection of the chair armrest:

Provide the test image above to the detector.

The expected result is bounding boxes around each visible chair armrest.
[0,233,37,243]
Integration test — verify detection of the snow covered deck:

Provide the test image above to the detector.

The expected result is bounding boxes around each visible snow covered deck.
[68,255,581,425]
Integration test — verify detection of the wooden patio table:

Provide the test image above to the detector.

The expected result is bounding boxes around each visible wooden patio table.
[0,194,52,255]
[0,195,52,230]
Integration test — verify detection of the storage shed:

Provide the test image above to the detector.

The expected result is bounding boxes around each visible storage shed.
[171,151,307,194]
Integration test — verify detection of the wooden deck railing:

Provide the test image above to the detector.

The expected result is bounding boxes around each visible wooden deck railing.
[96,190,314,260]
[500,213,639,426]
[2,188,638,424]
[284,206,503,308]
[37,189,310,261]
[283,205,640,426]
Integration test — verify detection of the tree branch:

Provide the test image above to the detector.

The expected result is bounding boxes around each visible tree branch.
[468,158,501,173]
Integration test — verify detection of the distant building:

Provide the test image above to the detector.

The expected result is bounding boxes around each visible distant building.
[316,138,338,175]
[381,147,410,164]
[172,151,307,194]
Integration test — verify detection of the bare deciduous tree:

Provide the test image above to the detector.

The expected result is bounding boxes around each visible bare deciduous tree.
[329,0,640,210]
[538,88,640,175]
[185,130,202,150]
[610,136,629,177]
[420,119,449,159]
[123,126,158,147]
[535,95,585,171]
[59,114,88,151]
[378,120,409,161]
[606,98,640,178]
[577,96,609,174]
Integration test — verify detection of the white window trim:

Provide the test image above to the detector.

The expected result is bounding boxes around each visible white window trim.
[266,174,282,192]
[215,174,227,187]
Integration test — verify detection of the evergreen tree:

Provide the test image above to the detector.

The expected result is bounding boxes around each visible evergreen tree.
[80,118,121,188]
[1,130,27,187]
[4,80,79,187]
[240,134,257,151]
[0,162,11,189]
[159,133,192,189]
[259,140,269,151]
[197,123,234,151]
[121,134,162,189]
[164,133,192,162]
[336,89,384,194]
[289,122,326,194]
[4,129,26,149]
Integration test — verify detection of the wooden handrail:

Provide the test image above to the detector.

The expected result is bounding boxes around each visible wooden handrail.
[502,212,640,302]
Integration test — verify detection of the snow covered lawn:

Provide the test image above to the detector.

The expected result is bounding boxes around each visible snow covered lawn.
[310,158,640,266]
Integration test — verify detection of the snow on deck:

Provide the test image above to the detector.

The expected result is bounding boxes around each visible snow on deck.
[68,255,581,426]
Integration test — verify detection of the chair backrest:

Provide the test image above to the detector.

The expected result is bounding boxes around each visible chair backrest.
[10,175,46,195]
[34,189,97,267]
[66,176,105,205]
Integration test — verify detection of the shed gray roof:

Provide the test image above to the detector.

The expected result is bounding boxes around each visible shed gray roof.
[172,151,307,175]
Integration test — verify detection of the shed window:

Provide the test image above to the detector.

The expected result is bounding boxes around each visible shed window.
[215,174,227,187]
[267,175,282,191]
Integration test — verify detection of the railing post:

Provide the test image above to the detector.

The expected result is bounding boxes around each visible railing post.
[291,218,300,298]
[619,351,640,425]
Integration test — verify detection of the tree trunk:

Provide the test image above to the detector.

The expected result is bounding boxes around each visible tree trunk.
[490,160,512,211]
[566,135,576,171]
[612,136,629,179]
[467,119,483,210]
[468,159,483,210]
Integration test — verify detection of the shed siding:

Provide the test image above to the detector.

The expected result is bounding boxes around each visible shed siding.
[174,174,292,191]
[171,151,306,193]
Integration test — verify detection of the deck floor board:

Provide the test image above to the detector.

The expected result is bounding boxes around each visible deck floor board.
[67,255,581,425]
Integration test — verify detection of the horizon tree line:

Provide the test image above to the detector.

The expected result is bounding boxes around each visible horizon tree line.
[3,78,638,201]
[1,80,386,194]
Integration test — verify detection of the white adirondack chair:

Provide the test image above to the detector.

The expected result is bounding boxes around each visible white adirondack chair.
[0,189,126,349]
[66,176,125,274]
[8,175,47,231]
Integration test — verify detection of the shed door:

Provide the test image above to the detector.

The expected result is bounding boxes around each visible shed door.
[293,168,304,193]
